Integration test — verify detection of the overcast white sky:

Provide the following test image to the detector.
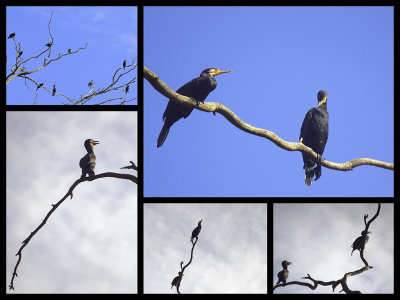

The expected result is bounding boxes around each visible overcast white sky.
[6,111,137,293]
[144,203,268,293]
[274,203,393,294]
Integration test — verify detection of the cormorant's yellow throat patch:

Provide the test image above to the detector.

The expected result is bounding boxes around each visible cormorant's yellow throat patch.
[318,96,327,106]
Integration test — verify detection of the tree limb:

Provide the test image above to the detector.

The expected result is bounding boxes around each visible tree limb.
[273,204,380,294]
[9,171,137,290]
[144,66,393,171]
[175,237,199,294]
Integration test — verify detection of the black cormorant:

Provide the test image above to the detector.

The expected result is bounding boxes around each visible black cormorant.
[276,260,292,285]
[52,85,56,96]
[45,42,53,47]
[299,90,329,186]
[8,32,16,39]
[157,68,232,147]
[351,231,371,256]
[171,271,183,289]
[88,80,94,89]
[191,220,202,243]
[17,50,23,58]
[125,85,129,94]
[79,139,100,179]
[68,49,72,54]
[36,83,44,90]
[123,59,127,70]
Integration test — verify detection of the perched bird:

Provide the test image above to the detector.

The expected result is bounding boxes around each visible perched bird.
[45,42,53,47]
[171,272,183,289]
[52,85,56,96]
[36,82,44,90]
[17,50,23,58]
[68,49,72,54]
[125,85,129,94]
[351,231,371,256]
[79,139,100,179]
[299,90,329,186]
[123,59,127,70]
[157,68,232,147]
[8,32,16,39]
[276,260,292,285]
[191,220,202,243]
[88,80,94,89]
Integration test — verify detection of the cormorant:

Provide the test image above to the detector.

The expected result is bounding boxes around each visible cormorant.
[88,80,94,89]
[8,32,16,39]
[157,68,232,147]
[68,49,72,54]
[299,90,329,186]
[351,231,371,256]
[52,85,56,96]
[36,83,44,90]
[17,50,23,58]
[171,272,183,289]
[276,260,292,285]
[45,42,53,47]
[191,220,202,243]
[79,139,100,179]
[125,85,129,94]
[123,59,127,70]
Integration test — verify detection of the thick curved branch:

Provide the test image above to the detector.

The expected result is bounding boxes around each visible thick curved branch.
[144,66,393,171]
[8,171,137,290]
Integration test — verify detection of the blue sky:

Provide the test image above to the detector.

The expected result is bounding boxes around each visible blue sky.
[6,112,137,293]
[6,6,137,105]
[144,6,393,197]
[144,203,268,293]
[274,203,393,294]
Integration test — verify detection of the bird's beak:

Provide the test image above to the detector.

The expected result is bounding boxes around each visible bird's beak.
[367,231,372,234]
[214,69,233,76]
[93,140,100,146]
[318,96,327,106]
[287,262,292,265]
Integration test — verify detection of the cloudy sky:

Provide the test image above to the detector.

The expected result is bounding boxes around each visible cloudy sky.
[144,203,268,293]
[6,6,137,105]
[274,203,393,294]
[6,111,137,293]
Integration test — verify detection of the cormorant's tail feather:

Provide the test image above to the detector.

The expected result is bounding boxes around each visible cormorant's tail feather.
[157,124,170,148]
[305,166,314,186]
[314,165,322,181]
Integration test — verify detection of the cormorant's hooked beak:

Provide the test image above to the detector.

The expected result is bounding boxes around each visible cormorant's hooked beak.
[92,140,100,146]
[213,69,232,77]
[287,261,292,265]
[318,96,327,107]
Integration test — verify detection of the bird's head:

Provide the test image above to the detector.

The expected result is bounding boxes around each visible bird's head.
[317,90,328,107]
[202,68,232,78]
[198,220,203,225]
[84,139,100,151]
[282,260,292,268]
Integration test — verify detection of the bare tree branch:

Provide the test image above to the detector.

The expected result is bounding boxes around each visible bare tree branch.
[144,66,393,172]
[273,204,380,294]
[8,171,137,290]
[174,237,199,294]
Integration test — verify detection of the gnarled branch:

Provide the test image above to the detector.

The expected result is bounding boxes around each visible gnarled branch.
[144,66,393,171]
[9,171,137,290]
